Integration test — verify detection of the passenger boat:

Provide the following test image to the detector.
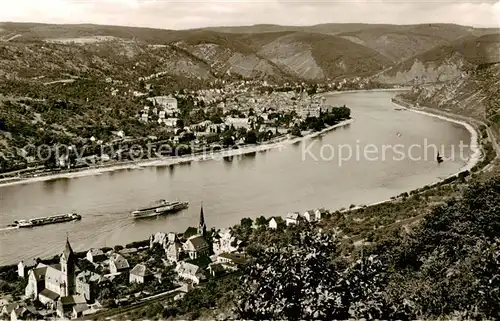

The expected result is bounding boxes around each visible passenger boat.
[131,200,189,219]
[13,212,81,228]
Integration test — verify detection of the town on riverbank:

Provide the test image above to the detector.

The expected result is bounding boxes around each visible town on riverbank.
[0,203,328,319]
[0,80,360,186]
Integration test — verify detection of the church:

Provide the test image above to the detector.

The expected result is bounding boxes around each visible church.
[25,238,77,307]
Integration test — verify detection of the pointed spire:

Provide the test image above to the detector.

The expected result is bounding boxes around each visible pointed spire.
[198,202,206,236]
[62,234,74,260]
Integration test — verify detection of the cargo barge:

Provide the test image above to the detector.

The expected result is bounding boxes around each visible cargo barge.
[12,212,81,228]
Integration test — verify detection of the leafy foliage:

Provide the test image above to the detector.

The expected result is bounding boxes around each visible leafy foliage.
[235,177,500,320]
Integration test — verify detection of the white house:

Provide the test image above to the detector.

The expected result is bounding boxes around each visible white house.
[268,218,278,230]
[166,242,183,263]
[216,253,248,267]
[225,117,250,129]
[109,254,130,274]
[175,262,205,285]
[314,208,326,220]
[129,264,152,284]
[167,232,177,243]
[285,212,300,226]
[302,210,319,223]
[212,229,239,256]
[18,259,37,278]
[157,110,166,124]
[86,248,105,263]
[150,232,168,249]
[148,96,178,111]
[164,118,178,127]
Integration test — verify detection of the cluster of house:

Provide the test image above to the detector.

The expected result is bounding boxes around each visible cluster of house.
[279,208,327,227]
[6,206,248,320]
[150,206,248,285]
[5,205,328,320]
[218,90,324,121]
[13,240,105,320]
[14,239,163,320]
[137,80,330,129]
[140,95,179,124]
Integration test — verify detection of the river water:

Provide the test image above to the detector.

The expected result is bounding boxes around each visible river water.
[0,91,472,265]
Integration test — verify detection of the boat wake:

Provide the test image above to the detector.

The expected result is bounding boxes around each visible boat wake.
[0,226,19,231]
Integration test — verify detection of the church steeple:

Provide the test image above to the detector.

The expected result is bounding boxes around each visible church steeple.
[60,235,75,297]
[62,234,74,261]
[198,203,207,236]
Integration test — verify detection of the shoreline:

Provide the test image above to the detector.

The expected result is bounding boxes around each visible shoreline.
[0,88,409,188]
[315,87,412,98]
[0,119,354,188]
[390,100,482,182]
[339,98,482,213]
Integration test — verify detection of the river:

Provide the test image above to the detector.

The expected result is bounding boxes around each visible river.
[0,91,473,265]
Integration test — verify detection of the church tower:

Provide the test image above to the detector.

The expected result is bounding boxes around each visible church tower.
[198,203,207,236]
[60,236,76,297]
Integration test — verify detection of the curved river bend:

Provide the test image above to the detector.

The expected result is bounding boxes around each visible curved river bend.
[0,91,472,265]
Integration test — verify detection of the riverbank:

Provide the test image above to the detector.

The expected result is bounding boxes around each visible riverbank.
[392,101,482,175]
[393,99,483,180]
[0,119,354,188]
[340,97,484,214]
[315,87,411,98]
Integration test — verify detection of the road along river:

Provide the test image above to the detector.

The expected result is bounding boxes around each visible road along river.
[0,91,476,265]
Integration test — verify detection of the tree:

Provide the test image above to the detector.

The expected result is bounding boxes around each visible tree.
[244,130,257,144]
[291,125,301,137]
[145,302,165,319]
[237,127,247,139]
[236,230,351,320]
[240,217,253,229]
[222,134,234,146]
[255,216,267,227]
[210,114,223,124]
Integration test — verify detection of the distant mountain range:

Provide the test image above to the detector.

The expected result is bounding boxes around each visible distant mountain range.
[378,33,500,84]
[0,22,498,84]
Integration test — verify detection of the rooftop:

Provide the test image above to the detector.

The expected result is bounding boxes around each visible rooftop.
[87,248,104,256]
[185,235,209,251]
[218,252,249,265]
[130,264,151,277]
[176,262,201,276]
[60,295,86,306]
[39,288,60,302]
[110,254,130,270]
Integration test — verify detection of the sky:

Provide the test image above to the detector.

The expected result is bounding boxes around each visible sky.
[0,0,499,30]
